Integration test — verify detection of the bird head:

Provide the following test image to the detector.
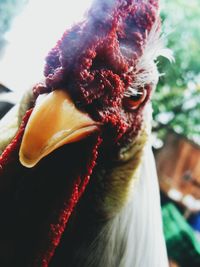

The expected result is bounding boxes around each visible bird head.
[20,0,160,167]
[0,0,167,266]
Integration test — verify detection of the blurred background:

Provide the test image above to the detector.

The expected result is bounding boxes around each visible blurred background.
[152,1,200,266]
[0,0,200,266]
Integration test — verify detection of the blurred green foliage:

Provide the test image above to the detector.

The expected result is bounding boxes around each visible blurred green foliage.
[0,0,27,55]
[153,0,200,145]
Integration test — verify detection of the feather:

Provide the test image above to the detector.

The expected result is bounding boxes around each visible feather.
[125,19,174,98]
[0,104,19,154]
[86,143,168,267]
[0,89,33,154]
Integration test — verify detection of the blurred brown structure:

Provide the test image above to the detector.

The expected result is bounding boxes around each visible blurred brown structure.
[169,260,179,267]
[156,132,200,205]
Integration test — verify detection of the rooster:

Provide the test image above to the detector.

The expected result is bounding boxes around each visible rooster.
[0,0,169,266]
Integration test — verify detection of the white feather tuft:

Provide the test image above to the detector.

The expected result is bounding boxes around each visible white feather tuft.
[140,19,174,67]
[125,19,174,97]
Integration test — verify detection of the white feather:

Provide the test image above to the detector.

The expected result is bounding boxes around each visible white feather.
[119,142,168,267]
[84,139,168,267]
[0,104,19,154]
[125,19,174,97]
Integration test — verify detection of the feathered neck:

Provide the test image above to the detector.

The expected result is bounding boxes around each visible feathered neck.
[48,134,168,267]
[46,104,167,267]
[90,144,168,267]
[94,144,168,267]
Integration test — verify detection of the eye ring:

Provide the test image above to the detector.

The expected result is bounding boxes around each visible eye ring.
[123,88,147,111]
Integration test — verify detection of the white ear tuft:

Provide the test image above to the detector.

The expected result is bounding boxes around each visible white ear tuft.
[140,19,174,67]
[125,19,174,97]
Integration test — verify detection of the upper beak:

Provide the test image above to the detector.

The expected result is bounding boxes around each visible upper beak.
[19,90,99,168]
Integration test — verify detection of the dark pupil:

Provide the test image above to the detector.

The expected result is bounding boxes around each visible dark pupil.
[129,91,143,101]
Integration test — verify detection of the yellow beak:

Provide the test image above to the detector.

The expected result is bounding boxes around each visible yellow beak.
[19,90,99,168]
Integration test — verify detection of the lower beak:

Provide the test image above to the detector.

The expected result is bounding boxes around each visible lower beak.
[19,90,99,168]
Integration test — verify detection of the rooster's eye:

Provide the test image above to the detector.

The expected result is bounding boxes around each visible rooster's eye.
[123,88,147,111]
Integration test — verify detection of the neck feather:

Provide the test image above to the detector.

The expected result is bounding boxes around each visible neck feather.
[79,143,168,267]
